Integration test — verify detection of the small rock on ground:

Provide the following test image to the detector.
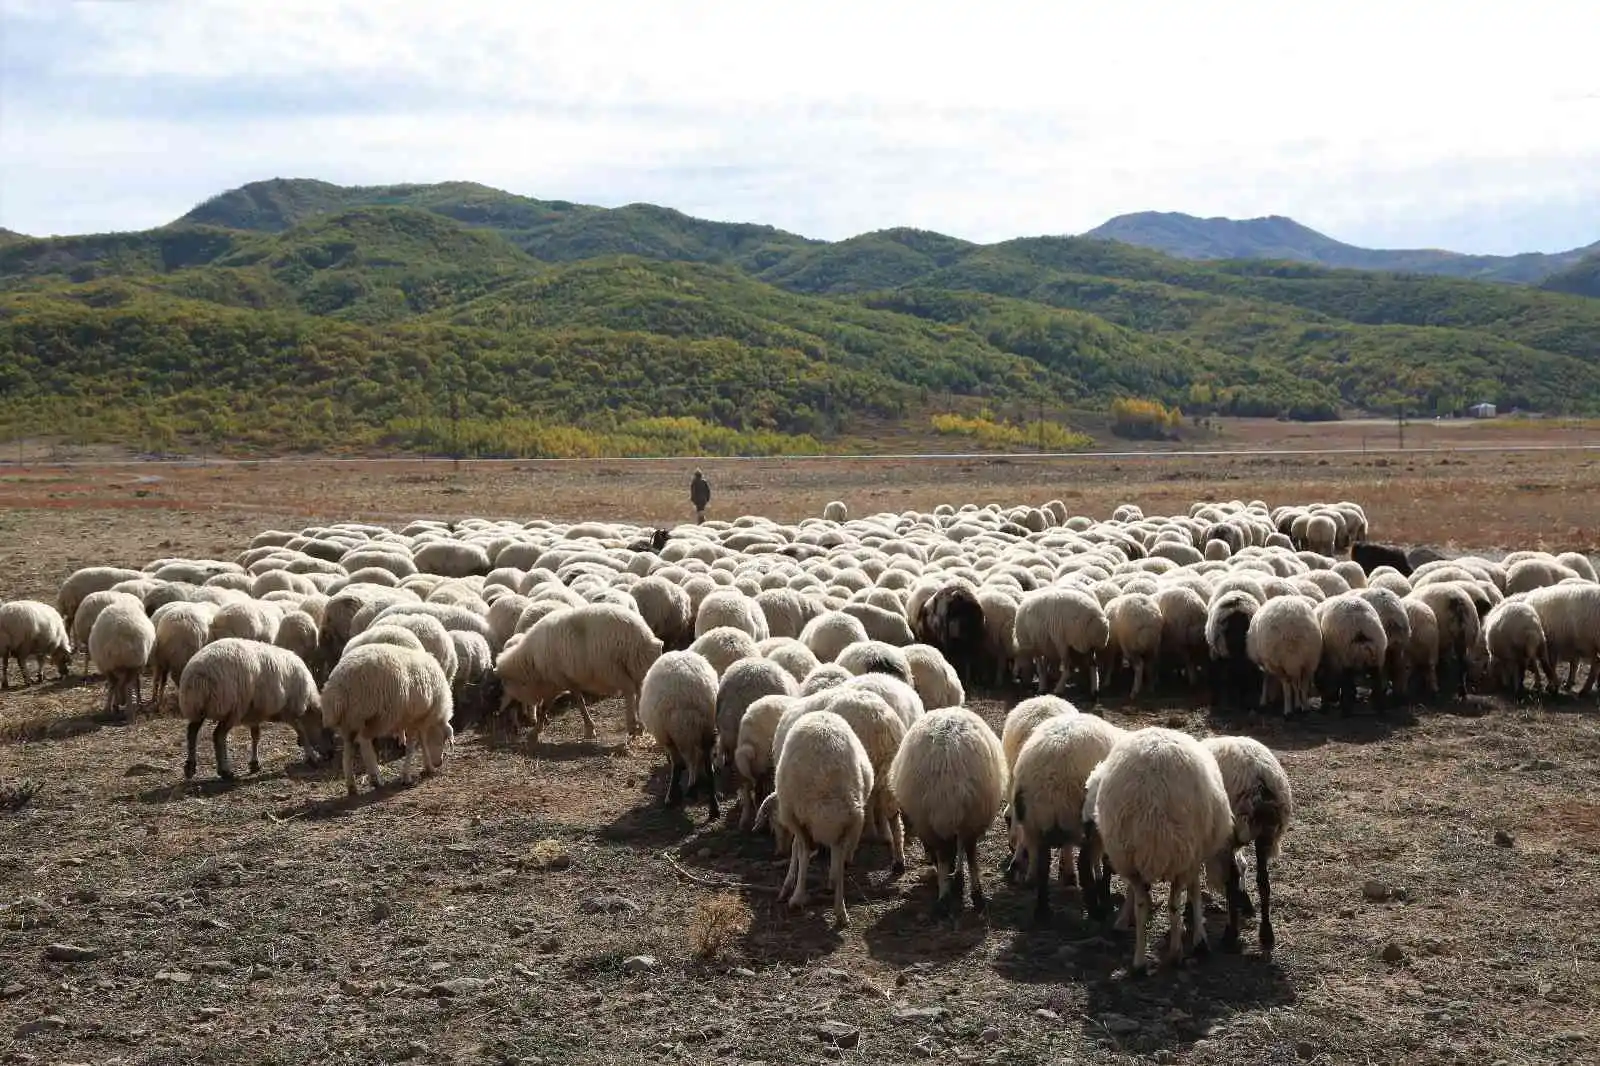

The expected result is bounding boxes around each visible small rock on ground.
[581,895,642,915]
[621,955,658,974]
[1493,830,1514,848]
[43,943,99,963]
[1381,942,1407,963]
[816,1021,860,1049]
[1361,880,1391,902]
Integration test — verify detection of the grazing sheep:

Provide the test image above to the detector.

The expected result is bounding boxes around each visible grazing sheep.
[1521,583,1600,694]
[715,657,798,775]
[1014,587,1110,699]
[1316,595,1389,710]
[1201,735,1294,956]
[0,600,72,688]
[1407,583,1481,699]
[760,636,821,684]
[1105,593,1163,699]
[1206,591,1261,712]
[695,589,770,642]
[631,576,694,648]
[639,651,722,819]
[57,566,143,629]
[1351,542,1411,578]
[150,602,218,708]
[1154,586,1209,687]
[822,501,849,522]
[1484,600,1552,698]
[1085,727,1236,974]
[89,597,156,719]
[799,611,870,664]
[771,710,874,925]
[890,708,1007,916]
[1007,712,1127,923]
[322,643,454,795]
[732,693,798,830]
[272,610,321,672]
[1353,586,1412,707]
[822,687,909,871]
[363,612,459,684]
[913,585,988,686]
[1245,596,1322,716]
[834,640,912,683]
[413,541,491,578]
[688,625,761,677]
[72,590,140,673]
[801,663,852,695]
[903,643,965,710]
[840,602,917,647]
[1001,694,1078,773]
[494,603,663,741]
[179,638,325,780]
[208,600,281,645]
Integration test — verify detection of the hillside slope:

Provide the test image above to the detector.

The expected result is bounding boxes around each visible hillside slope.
[5,181,1600,455]
[1541,251,1600,299]
[1082,211,1599,284]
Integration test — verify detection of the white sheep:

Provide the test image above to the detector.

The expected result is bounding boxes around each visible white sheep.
[822,687,909,871]
[834,639,912,684]
[208,600,281,645]
[1014,587,1110,699]
[889,707,1007,916]
[639,651,722,819]
[772,710,873,925]
[799,611,870,663]
[89,596,155,719]
[1201,735,1294,957]
[1523,583,1600,695]
[1105,592,1163,698]
[902,643,965,710]
[150,602,218,708]
[760,636,821,684]
[715,657,798,775]
[694,588,770,642]
[178,638,324,780]
[57,566,143,629]
[0,600,72,688]
[1353,586,1412,706]
[361,612,459,684]
[1245,596,1322,716]
[413,540,491,578]
[631,576,694,648]
[1007,712,1127,923]
[1400,597,1440,698]
[1000,694,1078,773]
[493,602,663,742]
[800,662,851,695]
[1084,726,1236,974]
[1406,583,1481,699]
[72,590,140,673]
[687,625,761,677]
[322,643,454,795]
[1316,594,1388,710]
[1206,590,1261,711]
[822,501,849,522]
[733,693,798,830]
[1484,599,1552,698]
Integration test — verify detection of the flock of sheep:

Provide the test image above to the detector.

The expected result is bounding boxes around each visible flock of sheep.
[2,494,1596,974]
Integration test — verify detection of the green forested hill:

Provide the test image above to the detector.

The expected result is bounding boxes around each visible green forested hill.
[2,179,1597,456]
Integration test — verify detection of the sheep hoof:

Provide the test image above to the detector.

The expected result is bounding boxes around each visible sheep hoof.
[1260,920,1276,954]
[248,759,261,775]
[706,802,720,822]
[1221,927,1242,953]
[890,861,906,877]
[182,761,197,780]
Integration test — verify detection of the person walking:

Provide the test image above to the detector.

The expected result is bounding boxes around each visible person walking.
[690,468,712,524]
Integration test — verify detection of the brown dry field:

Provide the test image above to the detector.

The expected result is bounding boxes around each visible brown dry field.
[3,448,1599,1066]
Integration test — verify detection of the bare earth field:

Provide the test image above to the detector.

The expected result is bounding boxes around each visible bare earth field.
[3,448,1599,1066]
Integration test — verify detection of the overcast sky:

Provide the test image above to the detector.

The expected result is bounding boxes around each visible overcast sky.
[3,0,1598,253]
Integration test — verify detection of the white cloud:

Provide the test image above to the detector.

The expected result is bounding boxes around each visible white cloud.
[1,0,1597,251]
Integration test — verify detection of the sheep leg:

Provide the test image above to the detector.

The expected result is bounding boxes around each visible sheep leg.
[341,735,358,796]
[1186,872,1209,958]
[1059,843,1077,886]
[1160,880,1186,966]
[570,694,596,740]
[1221,853,1245,952]
[1130,658,1145,700]
[1129,879,1152,977]
[247,724,263,774]
[0,655,8,688]
[702,739,720,821]
[834,815,864,927]
[183,720,202,779]
[664,750,684,807]
[419,731,439,777]
[779,830,801,900]
[1114,888,1135,932]
[738,782,756,831]
[1256,836,1275,956]
[1078,835,1105,919]
[964,835,986,913]
[359,737,384,790]
[132,670,144,710]
[930,839,956,918]
[151,668,166,709]
[787,833,813,910]
[883,796,906,875]
[1580,656,1598,697]
[1031,837,1053,926]
[213,722,235,781]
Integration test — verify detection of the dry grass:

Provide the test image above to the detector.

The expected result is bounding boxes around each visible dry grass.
[689,894,754,962]
[2,454,1599,1065]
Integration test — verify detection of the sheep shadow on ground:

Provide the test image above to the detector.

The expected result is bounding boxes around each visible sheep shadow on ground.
[1,704,127,743]
[128,766,296,805]
[1209,701,1419,752]
[276,781,416,820]
[596,788,705,849]
[860,888,993,965]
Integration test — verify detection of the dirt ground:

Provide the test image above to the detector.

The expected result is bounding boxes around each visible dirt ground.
[3,452,1599,1066]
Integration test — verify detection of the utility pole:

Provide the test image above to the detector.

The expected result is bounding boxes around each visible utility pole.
[1396,402,1405,450]
[1037,396,1045,453]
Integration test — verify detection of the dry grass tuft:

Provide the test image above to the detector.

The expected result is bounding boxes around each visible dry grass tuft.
[527,837,572,870]
[0,777,41,812]
[689,892,752,961]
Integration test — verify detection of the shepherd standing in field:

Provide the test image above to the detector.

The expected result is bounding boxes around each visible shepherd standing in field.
[690,469,711,524]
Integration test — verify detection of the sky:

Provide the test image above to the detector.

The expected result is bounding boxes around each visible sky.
[2,0,1598,253]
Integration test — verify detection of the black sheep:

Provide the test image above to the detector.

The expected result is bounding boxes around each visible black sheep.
[1351,542,1413,577]
[914,586,987,687]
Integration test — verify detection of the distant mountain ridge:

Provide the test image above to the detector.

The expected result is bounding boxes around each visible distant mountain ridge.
[1082,211,1600,284]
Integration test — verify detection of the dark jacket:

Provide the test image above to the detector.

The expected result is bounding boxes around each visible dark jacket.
[690,473,711,510]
